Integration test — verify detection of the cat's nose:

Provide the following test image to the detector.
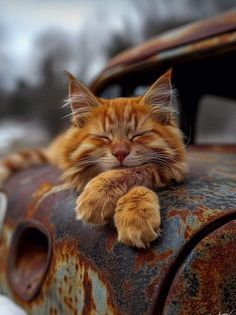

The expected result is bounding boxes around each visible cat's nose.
[112,147,130,163]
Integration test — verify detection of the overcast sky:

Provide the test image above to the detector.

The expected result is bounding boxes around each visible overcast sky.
[0,0,87,89]
[0,0,235,90]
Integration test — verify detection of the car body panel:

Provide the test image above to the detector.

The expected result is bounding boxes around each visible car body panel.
[0,146,235,314]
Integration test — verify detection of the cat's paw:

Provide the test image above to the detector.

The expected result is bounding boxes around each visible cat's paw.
[75,174,118,225]
[76,189,114,225]
[114,186,161,248]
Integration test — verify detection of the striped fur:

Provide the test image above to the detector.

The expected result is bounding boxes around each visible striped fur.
[0,149,48,184]
[1,69,188,248]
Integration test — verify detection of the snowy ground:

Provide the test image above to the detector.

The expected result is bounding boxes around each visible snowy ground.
[0,295,27,315]
[0,119,49,158]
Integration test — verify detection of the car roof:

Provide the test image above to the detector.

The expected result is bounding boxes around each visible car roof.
[91,9,236,94]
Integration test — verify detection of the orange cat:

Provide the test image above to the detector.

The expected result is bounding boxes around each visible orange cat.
[0,69,187,248]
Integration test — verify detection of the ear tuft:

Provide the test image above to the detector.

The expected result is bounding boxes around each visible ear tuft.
[65,71,100,127]
[139,68,176,124]
[64,70,77,82]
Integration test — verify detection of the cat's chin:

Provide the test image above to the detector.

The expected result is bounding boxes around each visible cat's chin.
[111,163,144,170]
[112,166,126,170]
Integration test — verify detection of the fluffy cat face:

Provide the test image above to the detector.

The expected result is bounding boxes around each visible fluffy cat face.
[62,70,186,187]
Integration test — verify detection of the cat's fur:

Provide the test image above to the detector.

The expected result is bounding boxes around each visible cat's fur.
[0,69,187,248]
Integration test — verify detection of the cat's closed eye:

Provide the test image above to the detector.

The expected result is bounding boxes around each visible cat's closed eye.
[129,131,152,141]
[90,134,111,142]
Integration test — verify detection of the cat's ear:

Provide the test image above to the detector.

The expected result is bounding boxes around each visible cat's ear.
[139,69,175,124]
[65,72,100,127]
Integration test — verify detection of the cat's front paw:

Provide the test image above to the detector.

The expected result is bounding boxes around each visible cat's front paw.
[114,186,161,248]
[75,175,118,225]
[76,190,114,225]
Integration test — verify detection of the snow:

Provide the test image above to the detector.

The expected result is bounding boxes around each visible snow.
[0,119,49,158]
[0,295,27,315]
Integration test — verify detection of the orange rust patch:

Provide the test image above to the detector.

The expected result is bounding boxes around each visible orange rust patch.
[168,209,189,224]
[106,231,118,252]
[69,285,72,295]
[49,306,58,315]
[32,183,53,200]
[135,249,173,272]
[164,221,236,314]
[184,225,192,240]
[26,182,53,218]
[122,279,133,300]
[145,276,161,299]
[49,240,120,315]
[75,263,79,272]
[63,296,74,311]
[82,269,96,315]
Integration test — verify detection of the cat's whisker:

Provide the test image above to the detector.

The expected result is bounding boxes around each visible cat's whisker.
[146,154,181,164]
[61,111,74,120]
[147,156,181,167]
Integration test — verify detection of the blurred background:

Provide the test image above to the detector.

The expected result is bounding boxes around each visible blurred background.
[0,0,236,157]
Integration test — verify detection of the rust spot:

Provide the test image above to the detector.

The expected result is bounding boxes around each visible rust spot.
[32,183,53,200]
[50,240,119,314]
[135,249,173,272]
[168,206,226,240]
[146,276,161,299]
[7,221,52,302]
[163,221,236,315]
[75,263,79,272]
[49,306,58,315]
[69,285,72,295]
[185,225,192,240]
[82,269,96,315]
[168,209,189,224]
[122,279,133,300]
[26,182,53,218]
[106,231,118,252]
[63,296,73,311]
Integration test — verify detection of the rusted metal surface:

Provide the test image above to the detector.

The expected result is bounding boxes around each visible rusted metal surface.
[90,10,236,145]
[163,220,236,315]
[0,146,236,314]
[90,10,236,96]
[106,10,236,68]
[8,220,52,301]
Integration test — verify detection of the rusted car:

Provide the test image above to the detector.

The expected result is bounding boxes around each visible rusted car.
[0,9,236,315]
